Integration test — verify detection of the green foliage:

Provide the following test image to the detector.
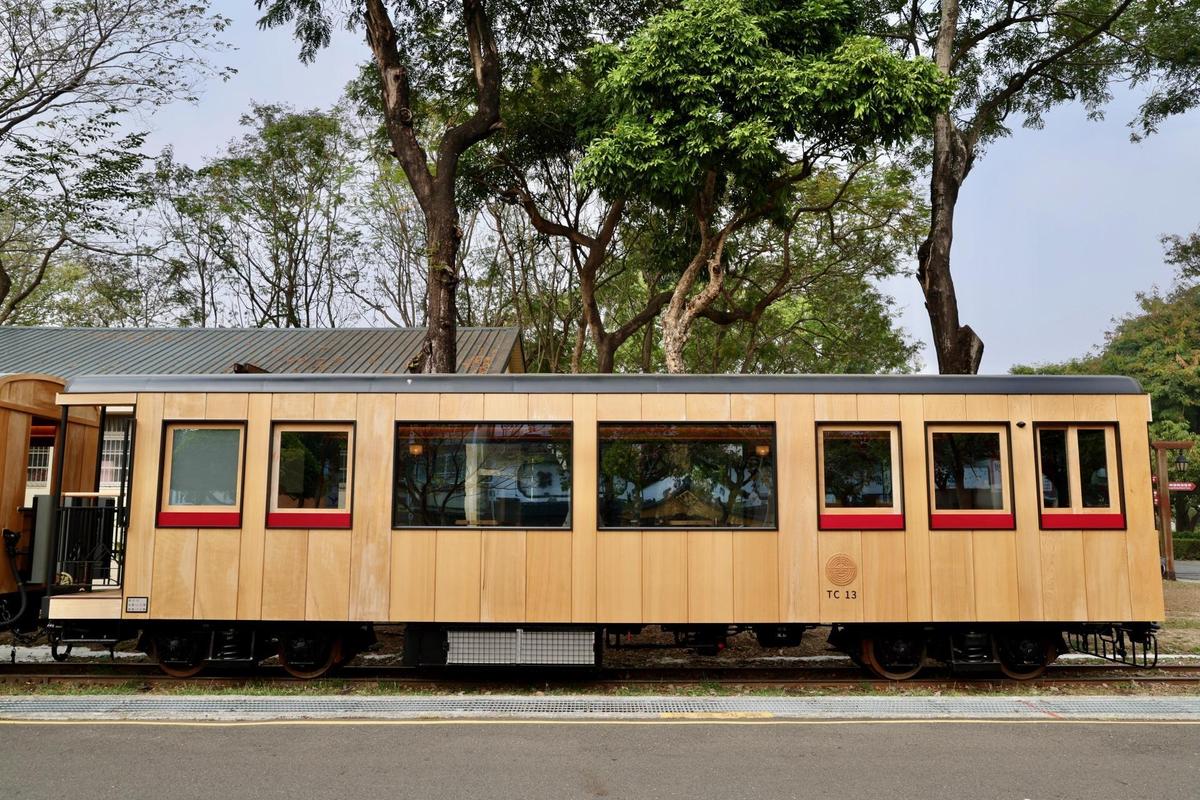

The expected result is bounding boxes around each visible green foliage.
[268,0,656,155]
[1174,535,1200,560]
[0,0,230,325]
[578,0,952,206]
[191,104,363,327]
[1164,227,1200,281]
[1012,280,1200,430]
[1014,257,1200,529]
[863,0,1200,148]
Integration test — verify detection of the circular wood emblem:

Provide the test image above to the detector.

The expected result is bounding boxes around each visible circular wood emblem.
[825,554,858,587]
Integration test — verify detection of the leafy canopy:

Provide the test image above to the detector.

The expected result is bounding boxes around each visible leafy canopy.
[578,0,953,206]
[1012,260,1200,524]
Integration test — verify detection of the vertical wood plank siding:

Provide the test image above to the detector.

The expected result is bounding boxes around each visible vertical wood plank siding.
[101,387,1160,625]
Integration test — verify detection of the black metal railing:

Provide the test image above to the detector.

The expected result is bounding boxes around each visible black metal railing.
[54,499,126,588]
[1067,625,1159,668]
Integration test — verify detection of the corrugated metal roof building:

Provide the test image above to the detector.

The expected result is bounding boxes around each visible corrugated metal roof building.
[0,327,525,377]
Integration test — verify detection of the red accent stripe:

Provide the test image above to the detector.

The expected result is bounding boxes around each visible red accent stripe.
[267,512,352,529]
[930,512,1014,530]
[819,513,904,531]
[1040,513,1125,530]
[157,511,241,528]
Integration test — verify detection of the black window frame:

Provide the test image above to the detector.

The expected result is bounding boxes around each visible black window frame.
[1033,422,1126,531]
[815,422,905,531]
[923,422,1017,531]
[596,421,780,532]
[266,420,356,529]
[390,420,574,531]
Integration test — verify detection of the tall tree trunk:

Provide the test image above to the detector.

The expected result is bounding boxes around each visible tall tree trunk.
[918,0,984,375]
[918,112,983,374]
[365,0,500,373]
[425,208,460,372]
[662,247,723,373]
[640,320,654,372]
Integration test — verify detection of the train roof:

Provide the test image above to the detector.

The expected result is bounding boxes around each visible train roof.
[62,372,1144,396]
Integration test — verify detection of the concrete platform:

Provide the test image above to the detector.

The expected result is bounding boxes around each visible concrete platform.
[2,694,1200,722]
[4,715,1200,800]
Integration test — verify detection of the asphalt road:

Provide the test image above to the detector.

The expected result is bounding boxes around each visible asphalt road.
[2,720,1199,799]
[1176,559,1200,581]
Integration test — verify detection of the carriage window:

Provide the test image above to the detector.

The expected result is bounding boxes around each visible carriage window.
[818,425,903,530]
[1038,428,1071,508]
[158,423,244,527]
[1078,429,1111,508]
[393,423,572,528]
[598,423,776,529]
[926,425,1013,529]
[1037,425,1122,528]
[268,424,353,528]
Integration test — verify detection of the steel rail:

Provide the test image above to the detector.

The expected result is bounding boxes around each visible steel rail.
[1,662,1198,688]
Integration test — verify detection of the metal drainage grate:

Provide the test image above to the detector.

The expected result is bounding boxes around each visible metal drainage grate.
[1,695,1199,721]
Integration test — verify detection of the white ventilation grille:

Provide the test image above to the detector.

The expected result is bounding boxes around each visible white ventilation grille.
[446,629,595,665]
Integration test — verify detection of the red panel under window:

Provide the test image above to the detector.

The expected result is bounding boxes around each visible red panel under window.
[157,511,241,528]
[267,512,352,529]
[1040,512,1125,530]
[819,513,904,531]
[930,512,1014,530]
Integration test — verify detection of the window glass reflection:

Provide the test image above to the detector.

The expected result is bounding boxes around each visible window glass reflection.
[276,430,349,510]
[1038,428,1070,509]
[598,423,776,528]
[393,423,571,527]
[168,427,241,507]
[822,430,894,508]
[930,431,1004,510]
[1077,429,1110,508]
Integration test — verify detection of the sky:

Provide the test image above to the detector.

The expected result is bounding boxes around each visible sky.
[143,3,1200,374]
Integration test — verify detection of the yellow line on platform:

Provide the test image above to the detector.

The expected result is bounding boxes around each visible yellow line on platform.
[0,717,1198,728]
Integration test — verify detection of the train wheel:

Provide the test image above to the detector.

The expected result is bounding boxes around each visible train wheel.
[278,633,341,679]
[49,638,72,662]
[862,635,926,681]
[152,631,207,678]
[996,635,1057,680]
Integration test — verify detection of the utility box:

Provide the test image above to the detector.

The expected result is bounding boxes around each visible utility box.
[28,495,53,585]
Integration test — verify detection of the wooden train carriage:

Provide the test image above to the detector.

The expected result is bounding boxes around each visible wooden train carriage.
[43,373,1164,679]
[0,374,99,601]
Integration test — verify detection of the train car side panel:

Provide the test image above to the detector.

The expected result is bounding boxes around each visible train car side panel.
[121,392,164,617]
[1118,394,1166,620]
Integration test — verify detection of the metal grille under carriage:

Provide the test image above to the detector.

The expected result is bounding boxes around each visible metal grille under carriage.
[445,629,596,666]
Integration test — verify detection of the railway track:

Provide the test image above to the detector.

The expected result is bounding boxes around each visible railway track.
[2,661,1198,689]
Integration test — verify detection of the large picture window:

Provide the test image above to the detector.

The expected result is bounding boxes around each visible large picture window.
[268,424,354,529]
[158,423,244,527]
[1036,424,1123,529]
[393,423,572,528]
[598,423,776,529]
[818,425,903,530]
[926,425,1013,530]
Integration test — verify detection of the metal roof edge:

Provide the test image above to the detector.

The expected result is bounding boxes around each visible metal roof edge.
[61,373,1146,396]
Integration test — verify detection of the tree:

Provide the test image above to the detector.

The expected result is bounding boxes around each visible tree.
[0,123,148,323]
[678,165,927,373]
[579,0,952,372]
[485,63,674,373]
[340,153,430,328]
[1013,249,1200,529]
[869,0,1200,373]
[0,0,230,324]
[257,0,639,370]
[199,104,361,328]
